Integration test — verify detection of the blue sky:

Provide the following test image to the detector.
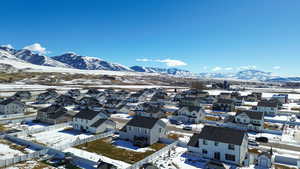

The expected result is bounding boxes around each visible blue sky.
[0,0,299,75]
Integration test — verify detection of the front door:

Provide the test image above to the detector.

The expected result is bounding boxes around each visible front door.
[214,152,220,160]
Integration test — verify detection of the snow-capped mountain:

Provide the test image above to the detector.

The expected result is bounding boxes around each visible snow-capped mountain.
[198,69,280,81]
[52,52,132,71]
[14,49,72,68]
[130,66,196,77]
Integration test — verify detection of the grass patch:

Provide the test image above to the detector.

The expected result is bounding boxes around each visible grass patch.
[275,164,297,169]
[0,125,9,132]
[168,133,182,140]
[204,116,221,121]
[75,138,166,164]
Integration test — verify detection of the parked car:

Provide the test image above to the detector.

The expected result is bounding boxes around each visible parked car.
[248,140,259,146]
[183,125,193,131]
[255,137,268,143]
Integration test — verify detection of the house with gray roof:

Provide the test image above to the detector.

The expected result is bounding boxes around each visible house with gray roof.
[119,116,167,147]
[135,102,165,118]
[256,100,279,116]
[72,109,114,134]
[173,106,206,124]
[188,125,248,166]
[37,105,72,124]
[0,98,25,115]
[213,99,235,112]
[225,110,264,132]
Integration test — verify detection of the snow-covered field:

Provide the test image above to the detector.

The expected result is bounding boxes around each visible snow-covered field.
[4,122,48,131]
[4,160,56,169]
[64,147,130,168]
[153,146,206,169]
[20,127,92,148]
[0,143,24,160]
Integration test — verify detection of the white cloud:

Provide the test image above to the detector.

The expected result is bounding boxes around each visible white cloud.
[1,44,13,49]
[136,58,187,67]
[212,67,222,71]
[273,66,281,70]
[136,58,152,62]
[224,67,233,71]
[156,59,187,67]
[203,66,208,70]
[238,65,257,70]
[23,43,48,54]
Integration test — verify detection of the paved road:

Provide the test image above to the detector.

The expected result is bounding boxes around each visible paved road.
[260,142,300,152]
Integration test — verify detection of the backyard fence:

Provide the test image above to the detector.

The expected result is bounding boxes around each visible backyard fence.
[11,122,71,137]
[0,149,48,167]
[126,141,179,169]
[54,130,115,150]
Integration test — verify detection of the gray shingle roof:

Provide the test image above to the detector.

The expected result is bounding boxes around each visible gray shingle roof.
[74,109,100,120]
[124,116,165,129]
[188,125,246,146]
[257,101,278,108]
[236,110,264,120]
[217,99,235,104]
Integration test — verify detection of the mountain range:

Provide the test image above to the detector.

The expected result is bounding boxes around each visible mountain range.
[0,45,299,82]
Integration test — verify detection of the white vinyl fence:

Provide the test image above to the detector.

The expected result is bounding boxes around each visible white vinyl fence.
[126,141,178,169]
[11,122,71,137]
[54,130,115,150]
[0,149,48,167]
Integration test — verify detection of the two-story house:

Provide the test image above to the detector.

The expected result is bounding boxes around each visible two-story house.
[135,102,165,118]
[37,105,72,124]
[72,109,115,134]
[212,99,235,112]
[119,116,167,147]
[256,101,278,116]
[188,125,248,166]
[173,106,206,123]
[0,99,25,114]
[225,110,264,132]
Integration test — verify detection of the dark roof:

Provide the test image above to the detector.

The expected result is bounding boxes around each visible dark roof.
[91,119,107,128]
[74,109,100,120]
[188,125,246,146]
[48,110,69,119]
[236,110,264,120]
[216,99,234,104]
[257,101,278,108]
[124,116,165,129]
[0,99,23,105]
[187,133,200,147]
[39,105,66,113]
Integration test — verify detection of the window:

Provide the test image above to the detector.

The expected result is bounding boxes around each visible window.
[214,141,219,146]
[228,144,235,150]
[145,129,147,134]
[159,128,162,133]
[202,149,208,154]
[128,126,131,131]
[203,139,207,145]
[225,154,235,161]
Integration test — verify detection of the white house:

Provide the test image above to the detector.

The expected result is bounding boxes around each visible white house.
[188,125,248,166]
[174,106,206,123]
[225,110,264,132]
[72,109,115,134]
[135,102,165,118]
[119,116,167,147]
[256,101,278,116]
[0,99,25,115]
